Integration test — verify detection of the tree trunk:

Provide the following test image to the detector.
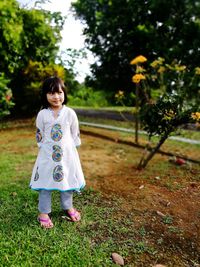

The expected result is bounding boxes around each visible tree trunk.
[137,132,169,169]
[135,84,139,144]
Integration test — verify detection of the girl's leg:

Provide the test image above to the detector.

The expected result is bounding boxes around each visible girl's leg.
[38,190,53,228]
[60,191,81,222]
[60,191,73,210]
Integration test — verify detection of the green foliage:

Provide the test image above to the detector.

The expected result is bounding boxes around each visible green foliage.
[68,85,109,107]
[13,60,66,114]
[0,74,14,119]
[73,0,200,102]
[58,48,87,76]
[140,93,198,137]
[131,56,200,168]
[0,0,67,115]
[0,0,23,75]
[138,58,200,137]
[20,8,63,65]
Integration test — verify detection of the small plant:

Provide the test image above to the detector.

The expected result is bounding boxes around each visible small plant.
[162,215,173,225]
[130,55,200,169]
[0,73,14,119]
[139,226,146,237]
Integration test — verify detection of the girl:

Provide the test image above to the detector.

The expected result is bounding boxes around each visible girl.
[30,76,85,229]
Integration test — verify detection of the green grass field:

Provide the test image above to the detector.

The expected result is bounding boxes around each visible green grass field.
[0,121,200,267]
[0,127,125,266]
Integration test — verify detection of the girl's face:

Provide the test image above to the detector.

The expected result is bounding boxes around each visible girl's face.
[46,86,65,109]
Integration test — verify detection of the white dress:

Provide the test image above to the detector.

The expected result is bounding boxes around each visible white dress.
[30,106,85,192]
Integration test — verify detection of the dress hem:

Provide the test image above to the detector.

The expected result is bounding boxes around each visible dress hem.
[30,183,86,192]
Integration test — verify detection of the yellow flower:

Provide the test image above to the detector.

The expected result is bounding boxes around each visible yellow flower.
[130,55,147,65]
[136,65,146,73]
[174,64,186,72]
[132,74,146,83]
[163,109,176,120]
[157,66,166,73]
[195,67,200,75]
[150,57,165,68]
[115,90,124,100]
[191,112,200,121]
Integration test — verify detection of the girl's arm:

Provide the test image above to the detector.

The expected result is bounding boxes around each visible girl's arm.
[70,110,81,147]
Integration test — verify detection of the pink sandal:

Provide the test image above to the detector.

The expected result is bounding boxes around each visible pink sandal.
[66,209,81,222]
[38,216,54,229]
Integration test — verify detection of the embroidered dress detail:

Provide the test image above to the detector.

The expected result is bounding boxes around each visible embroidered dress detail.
[34,167,39,181]
[36,128,42,143]
[30,106,85,192]
[53,165,64,182]
[51,123,62,141]
[52,145,63,162]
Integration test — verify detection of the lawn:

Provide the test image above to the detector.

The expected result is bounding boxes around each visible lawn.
[0,120,200,266]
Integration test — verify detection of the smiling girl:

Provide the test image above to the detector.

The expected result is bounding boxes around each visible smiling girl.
[30,76,85,228]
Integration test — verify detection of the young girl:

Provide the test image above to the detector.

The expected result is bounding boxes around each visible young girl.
[30,76,85,229]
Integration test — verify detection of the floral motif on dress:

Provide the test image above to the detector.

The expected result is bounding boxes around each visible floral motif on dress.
[51,124,62,141]
[36,128,42,143]
[53,165,64,182]
[52,145,63,162]
[34,167,39,181]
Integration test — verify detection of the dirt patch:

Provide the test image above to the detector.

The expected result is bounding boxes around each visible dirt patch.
[80,131,200,266]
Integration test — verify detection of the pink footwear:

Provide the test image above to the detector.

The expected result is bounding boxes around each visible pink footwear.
[66,209,81,222]
[38,216,54,229]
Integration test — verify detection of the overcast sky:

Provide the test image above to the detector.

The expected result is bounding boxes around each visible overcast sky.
[17,0,94,82]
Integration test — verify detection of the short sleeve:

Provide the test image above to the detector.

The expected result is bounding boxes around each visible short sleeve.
[70,110,81,147]
[35,111,44,148]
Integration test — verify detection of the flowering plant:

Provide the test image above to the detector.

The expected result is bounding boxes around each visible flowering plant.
[0,74,14,119]
[130,55,200,168]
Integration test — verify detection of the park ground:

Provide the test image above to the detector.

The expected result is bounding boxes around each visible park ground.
[80,127,200,266]
[0,120,200,266]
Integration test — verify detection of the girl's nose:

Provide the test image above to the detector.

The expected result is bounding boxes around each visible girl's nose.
[53,93,59,98]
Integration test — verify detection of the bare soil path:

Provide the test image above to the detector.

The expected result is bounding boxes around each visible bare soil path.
[80,130,200,265]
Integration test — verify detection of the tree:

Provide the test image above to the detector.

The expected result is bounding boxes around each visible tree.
[72,0,200,103]
[20,8,64,65]
[0,0,66,115]
[0,0,23,76]
[129,56,200,169]
[12,6,65,115]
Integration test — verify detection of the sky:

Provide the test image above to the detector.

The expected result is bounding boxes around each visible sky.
[17,0,94,82]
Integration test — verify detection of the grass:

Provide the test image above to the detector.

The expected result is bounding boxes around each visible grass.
[77,115,200,142]
[70,105,134,112]
[0,121,200,266]
[0,187,120,266]
[0,128,120,266]
[0,126,146,267]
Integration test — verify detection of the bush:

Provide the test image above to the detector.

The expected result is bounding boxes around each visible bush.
[68,86,109,107]
[0,73,14,119]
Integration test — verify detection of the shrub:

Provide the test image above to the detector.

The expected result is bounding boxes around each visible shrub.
[68,85,109,107]
[0,73,14,119]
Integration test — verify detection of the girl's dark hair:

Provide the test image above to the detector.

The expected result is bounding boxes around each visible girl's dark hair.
[41,76,67,109]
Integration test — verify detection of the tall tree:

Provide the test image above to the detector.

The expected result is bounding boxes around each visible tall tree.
[0,0,65,115]
[11,7,65,115]
[0,0,23,75]
[20,9,64,65]
[73,0,200,102]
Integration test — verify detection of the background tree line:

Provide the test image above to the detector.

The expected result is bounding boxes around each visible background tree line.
[72,0,200,168]
[0,0,82,116]
[1,0,200,118]
[72,0,200,104]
